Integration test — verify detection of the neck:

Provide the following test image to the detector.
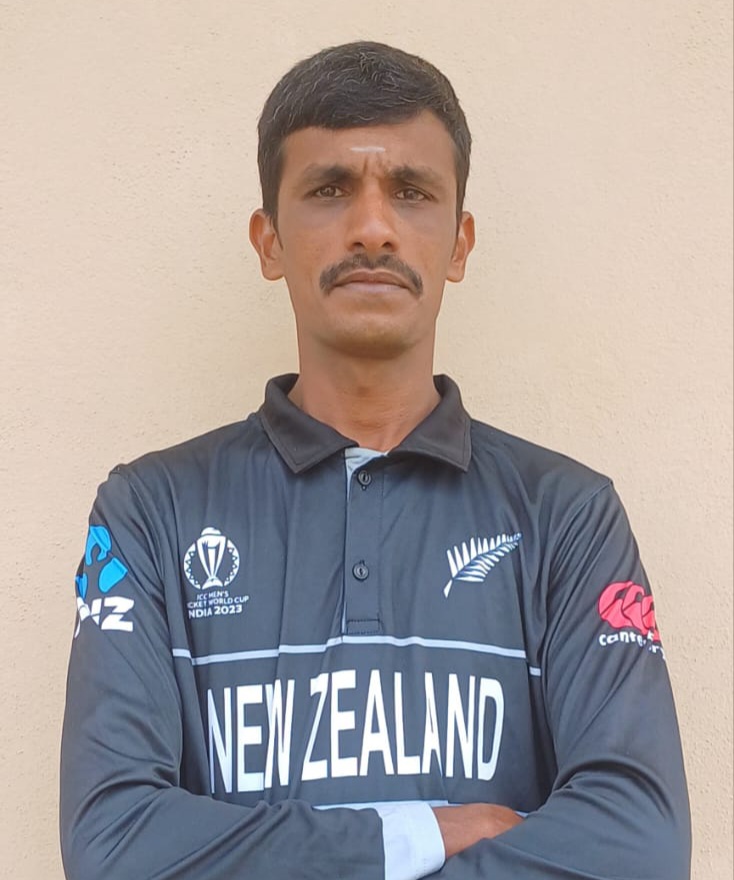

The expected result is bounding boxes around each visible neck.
[289,353,440,451]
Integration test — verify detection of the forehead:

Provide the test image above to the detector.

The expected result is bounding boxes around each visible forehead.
[279,111,457,182]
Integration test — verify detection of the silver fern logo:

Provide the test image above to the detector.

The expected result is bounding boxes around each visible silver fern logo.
[443,533,522,597]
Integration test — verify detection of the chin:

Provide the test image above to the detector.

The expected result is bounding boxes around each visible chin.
[325,327,416,360]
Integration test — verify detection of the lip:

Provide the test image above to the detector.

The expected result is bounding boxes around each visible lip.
[332,270,411,292]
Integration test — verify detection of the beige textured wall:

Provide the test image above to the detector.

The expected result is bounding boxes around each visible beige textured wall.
[2,2,731,877]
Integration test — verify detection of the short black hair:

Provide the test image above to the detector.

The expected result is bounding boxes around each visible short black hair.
[257,41,471,221]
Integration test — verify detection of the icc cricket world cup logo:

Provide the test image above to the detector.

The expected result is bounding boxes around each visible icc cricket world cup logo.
[184,527,240,590]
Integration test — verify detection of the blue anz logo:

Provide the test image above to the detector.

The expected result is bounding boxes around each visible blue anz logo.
[75,525,128,599]
[74,525,135,636]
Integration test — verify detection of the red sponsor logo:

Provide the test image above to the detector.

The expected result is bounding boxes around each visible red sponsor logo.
[598,581,660,642]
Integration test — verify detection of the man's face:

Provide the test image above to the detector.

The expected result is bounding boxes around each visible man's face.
[250,111,474,362]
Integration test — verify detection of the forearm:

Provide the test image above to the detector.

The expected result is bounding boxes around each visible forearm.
[432,783,690,880]
[61,783,385,880]
[422,747,690,880]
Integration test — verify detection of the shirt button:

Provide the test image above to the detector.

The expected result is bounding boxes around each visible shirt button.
[352,561,369,581]
[357,470,372,487]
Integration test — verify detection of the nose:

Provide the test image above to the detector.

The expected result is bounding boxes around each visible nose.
[344,185,399,255]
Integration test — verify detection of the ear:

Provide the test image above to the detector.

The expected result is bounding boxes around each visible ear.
[446,211,475,283]
[249,209,284,281]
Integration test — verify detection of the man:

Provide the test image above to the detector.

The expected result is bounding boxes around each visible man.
[60,41,691,879]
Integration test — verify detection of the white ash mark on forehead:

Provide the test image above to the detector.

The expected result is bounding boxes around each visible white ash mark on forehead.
[349,146,387,153]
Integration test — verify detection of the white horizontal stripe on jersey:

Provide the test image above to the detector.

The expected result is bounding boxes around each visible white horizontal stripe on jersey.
[171,634,543,676]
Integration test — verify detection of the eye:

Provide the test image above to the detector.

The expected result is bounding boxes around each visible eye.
[312,184,345,198]
[396,187,428,202]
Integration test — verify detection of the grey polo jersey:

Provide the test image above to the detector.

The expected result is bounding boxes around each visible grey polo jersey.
[60,374,691,880]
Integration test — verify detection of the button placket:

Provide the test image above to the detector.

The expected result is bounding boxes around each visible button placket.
[343,467,383,635]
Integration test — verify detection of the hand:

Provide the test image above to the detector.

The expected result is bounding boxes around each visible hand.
[432,804,524,858]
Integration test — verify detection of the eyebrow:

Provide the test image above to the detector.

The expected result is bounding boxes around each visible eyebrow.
[390,165,446,192]
[295,163,448,194]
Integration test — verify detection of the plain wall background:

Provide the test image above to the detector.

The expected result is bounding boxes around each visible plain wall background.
[2,1,732,877]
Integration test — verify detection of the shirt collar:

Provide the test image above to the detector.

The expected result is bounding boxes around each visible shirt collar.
[259,374,472,474]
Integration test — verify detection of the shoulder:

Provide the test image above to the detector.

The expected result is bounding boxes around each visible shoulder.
[98,411,272,508]
[468,417,613,513]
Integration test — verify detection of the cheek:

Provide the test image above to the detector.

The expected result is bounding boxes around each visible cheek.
[413,236,458,280]
[278,211,344,262]
[278,200,348,242]
[402,213,458,259]
[278,229,328,273]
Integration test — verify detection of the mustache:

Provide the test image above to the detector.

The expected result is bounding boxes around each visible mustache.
[319,254,424,295]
